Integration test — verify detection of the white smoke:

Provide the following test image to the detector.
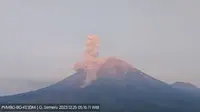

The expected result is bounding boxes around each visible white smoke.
[74,35,106,86]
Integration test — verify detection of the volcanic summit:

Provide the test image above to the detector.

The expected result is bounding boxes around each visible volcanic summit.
[74,35,136,87]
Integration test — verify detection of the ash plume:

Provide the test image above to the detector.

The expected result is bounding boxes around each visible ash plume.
[74,35,137,87]
[74,35,107,87]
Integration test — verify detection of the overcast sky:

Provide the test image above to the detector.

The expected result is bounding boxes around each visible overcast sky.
[0,0,200,96]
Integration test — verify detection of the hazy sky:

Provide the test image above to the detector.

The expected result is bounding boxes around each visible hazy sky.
[0,0,200,95]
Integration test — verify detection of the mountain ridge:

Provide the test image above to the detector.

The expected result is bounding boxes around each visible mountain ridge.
[171,81,200,96]
[0,58,200,112]
[172,82,199,89]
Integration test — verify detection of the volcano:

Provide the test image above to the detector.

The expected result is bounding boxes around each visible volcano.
[0,57,200,112]
[1,35,200,112]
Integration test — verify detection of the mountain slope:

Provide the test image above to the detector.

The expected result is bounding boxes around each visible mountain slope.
[172,82,199,90]
[171,82,200,96]
[0,58,200,112]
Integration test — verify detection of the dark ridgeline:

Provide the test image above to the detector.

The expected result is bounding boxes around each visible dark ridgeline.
[0,57,200,112]
[171,82,200,97]
[172,81,199,91]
